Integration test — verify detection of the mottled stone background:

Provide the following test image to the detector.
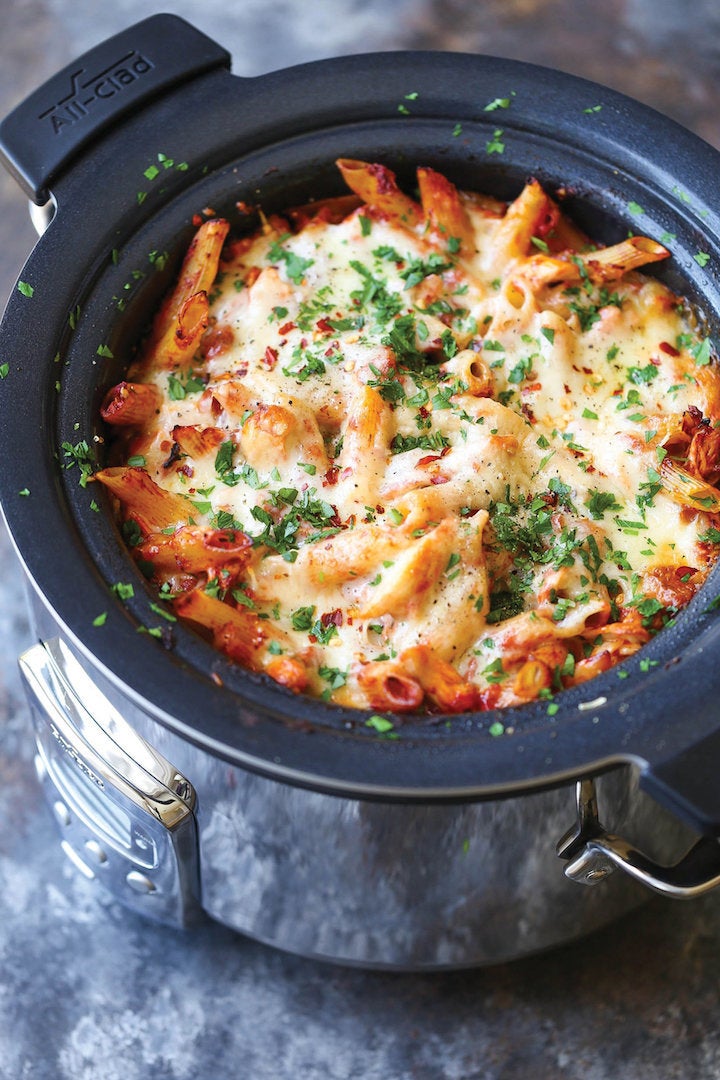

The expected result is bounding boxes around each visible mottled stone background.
[1,1,720,1078]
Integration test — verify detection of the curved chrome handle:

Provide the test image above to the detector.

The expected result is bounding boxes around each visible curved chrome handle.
[557,778,720,899]
[20,638,201,926]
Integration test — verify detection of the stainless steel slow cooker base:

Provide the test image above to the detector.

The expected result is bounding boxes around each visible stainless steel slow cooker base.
[5,14,720,970]
[21,587,699,970]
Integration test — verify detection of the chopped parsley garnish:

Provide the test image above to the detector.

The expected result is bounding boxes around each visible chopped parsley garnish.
[250,488,338,558]
[112,582,135,600]
[369,369,407,406]
[291,606,315,631]
[215,440,239,485]
[585,489,623,519]
[366,715,395,734]
[627,363,659,385]
[380,314,428,371]
[267,235,314,284]
[486,129,505,155]
[349,260,403,323]
[168,370,205,399]
[482,658,507,683]
[390,431,450,454]
[398,252,453,289]
[566,286,622,332]
[484,95,514,111]
[319,665,348,691]
[282,343,327,382]
[691,338,713,366]
[507,355,534,384]
[61,439,94,487]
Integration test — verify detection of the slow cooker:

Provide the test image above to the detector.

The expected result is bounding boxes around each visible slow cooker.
[1,13,720,969]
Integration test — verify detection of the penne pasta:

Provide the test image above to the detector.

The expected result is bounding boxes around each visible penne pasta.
[356,659,424,712]
[417,166,476,254]
[401,645,482,713]
[101,382,162,426]
[95,160,720,715]
[151,290,210,370]
[172,424,225,460]
[146,218,230,352]
[335,158,424,230]
[94,466,193,531]
[173,587,302,684]
[135,525,253,578]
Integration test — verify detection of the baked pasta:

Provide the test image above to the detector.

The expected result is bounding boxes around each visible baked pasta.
[96,160,720,715]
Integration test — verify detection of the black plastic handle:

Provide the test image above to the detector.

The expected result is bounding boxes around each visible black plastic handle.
[0,14,230,204]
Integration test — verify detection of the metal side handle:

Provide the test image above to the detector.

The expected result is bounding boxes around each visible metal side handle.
[19,638,201,927]
[557,778,720,899]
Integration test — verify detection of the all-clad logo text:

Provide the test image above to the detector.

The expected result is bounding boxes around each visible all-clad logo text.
[49,722,105,789]
[39,50,155,134]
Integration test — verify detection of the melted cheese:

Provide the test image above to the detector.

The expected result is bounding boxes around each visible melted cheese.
[109,177,720,715]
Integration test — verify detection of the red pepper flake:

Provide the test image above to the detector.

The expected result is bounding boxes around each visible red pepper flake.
[278,321,295,335]
[315,318,334,334]
[323,465,340,486]
[659,341,680,357]
[263,346,279,369]
[321,609,343,629]
[192,214,203,226]
[417,447,451,467]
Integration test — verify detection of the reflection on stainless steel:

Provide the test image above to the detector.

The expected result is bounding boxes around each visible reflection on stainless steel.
[20,637,200,927]
[559,779,720,899]
[24,593,696,967]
